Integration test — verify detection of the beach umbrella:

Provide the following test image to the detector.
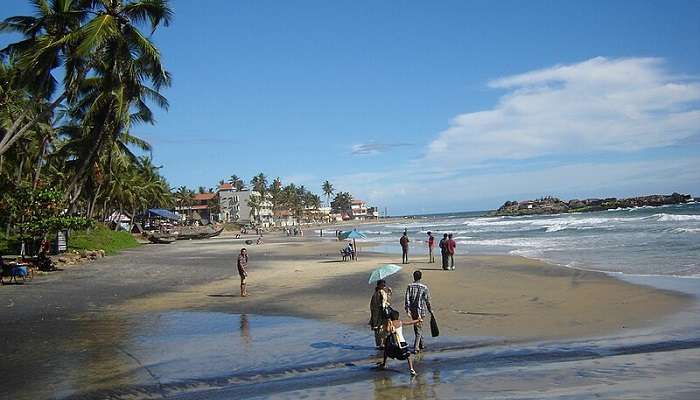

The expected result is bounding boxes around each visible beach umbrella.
[340,229,366,260]
[368,264,402,284]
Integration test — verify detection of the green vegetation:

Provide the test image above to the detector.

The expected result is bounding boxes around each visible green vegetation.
[1,0,174,256]
[68,225,139,255]
[331,192,353,215]
[0,231,17,254]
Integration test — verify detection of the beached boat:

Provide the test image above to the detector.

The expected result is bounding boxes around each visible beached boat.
[175,226,224,240]
[148,232,178,244]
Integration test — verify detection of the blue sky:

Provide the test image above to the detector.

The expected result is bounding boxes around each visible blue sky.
[2,0,700,214]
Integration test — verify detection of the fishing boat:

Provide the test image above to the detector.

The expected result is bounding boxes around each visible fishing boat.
[147,232,178,244]
[175,225,224,240]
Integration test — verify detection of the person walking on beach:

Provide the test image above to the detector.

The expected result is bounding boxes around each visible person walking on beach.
[439,234,449,270]
[426,232,435,263]
[400,232,410,264]
[405,270,432,353]
[378,309,422,375]
[369,279,392,349]
[447,233,456,270]
[237,248,249,297]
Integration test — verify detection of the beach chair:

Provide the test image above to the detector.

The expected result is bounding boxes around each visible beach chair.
[340,248,352,261]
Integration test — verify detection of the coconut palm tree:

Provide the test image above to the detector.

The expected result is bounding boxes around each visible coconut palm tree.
[2,0,173,209]
[247,194,261,225]
[0,0,89,156]
[322,180,334,207]
[228,174,245,190]
[250,173,268,195]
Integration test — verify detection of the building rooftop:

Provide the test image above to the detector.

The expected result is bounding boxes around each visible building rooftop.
[193,193,216,201]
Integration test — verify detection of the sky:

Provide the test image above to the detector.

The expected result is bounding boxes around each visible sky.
[2,0,700,214]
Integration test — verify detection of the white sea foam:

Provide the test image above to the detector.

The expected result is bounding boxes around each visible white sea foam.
[652,213,700,222]
[671,227,700,233]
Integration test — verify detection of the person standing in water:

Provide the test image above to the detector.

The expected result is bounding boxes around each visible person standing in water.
[400,231,410,264]
[237,248,249,297]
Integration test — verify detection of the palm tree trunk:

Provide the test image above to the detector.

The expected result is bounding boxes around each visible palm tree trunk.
[0,92,67,156]
[64,130,107,209]
[32,135,50,189]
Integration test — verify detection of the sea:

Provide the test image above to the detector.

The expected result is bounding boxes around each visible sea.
[353,202,700,278]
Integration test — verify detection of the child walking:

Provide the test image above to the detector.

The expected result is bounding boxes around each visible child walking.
[378,309,422,375]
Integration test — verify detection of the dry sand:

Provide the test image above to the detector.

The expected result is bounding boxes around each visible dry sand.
[114,234,691,340]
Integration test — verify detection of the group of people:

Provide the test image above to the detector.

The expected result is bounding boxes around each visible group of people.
[285,227,304,236]
[233,230,442,376]
[401,231,457,270]
[341,242,356,260]
[369,270,432,375]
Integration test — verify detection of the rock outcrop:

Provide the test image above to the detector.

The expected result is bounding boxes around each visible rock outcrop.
[494,193,693,216]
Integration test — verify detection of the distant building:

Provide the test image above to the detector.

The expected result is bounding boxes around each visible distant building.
[176,192,218,223]
[218,184,273,226]
[273,209,297,227]
[351,199,368,220]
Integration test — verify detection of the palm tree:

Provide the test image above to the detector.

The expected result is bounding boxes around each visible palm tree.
[228,174,245,190]
[247,194,261,225]
[322,180,334,207]
[0,0,89,156]
[250,173,268,195]
[174,185,194,216]
[2,0,174,208]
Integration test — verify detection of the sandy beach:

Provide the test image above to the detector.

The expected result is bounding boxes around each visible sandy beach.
[114,233,690,339]
[1,232,696,400]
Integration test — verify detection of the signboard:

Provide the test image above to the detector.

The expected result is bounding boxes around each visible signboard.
[57,231,67,252]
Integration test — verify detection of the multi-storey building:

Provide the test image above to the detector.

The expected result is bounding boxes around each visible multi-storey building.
[218,184,273,226]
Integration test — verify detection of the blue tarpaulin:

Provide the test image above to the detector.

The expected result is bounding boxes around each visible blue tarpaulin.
[146,208,179,220]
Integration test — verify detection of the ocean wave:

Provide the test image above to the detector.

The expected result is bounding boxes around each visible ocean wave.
[652,213,700,222]
[670,227,700,234]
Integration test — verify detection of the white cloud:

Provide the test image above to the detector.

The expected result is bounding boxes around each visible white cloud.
[427,57,700,165]
[351,142,412,155]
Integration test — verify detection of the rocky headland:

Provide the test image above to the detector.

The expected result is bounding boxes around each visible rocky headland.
[494,193,694,216]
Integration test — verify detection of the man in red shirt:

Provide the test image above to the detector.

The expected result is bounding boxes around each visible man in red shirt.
[447,233,456,270]
[426,232,435,263]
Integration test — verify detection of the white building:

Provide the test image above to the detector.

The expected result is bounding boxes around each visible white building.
[351,199,368,220]
[218,184,273,226]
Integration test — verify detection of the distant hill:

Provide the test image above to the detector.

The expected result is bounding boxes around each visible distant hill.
[494,193,693,216]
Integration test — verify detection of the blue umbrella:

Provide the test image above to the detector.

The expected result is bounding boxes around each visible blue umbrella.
[369,264,402,284]
[340,229,367,239]
[340,229,366,260]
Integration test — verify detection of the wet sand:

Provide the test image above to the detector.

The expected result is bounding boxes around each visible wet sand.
[1,232,695,400]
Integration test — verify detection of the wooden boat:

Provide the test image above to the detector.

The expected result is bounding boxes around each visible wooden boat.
[148,232,178,244]
[175,226,224,240]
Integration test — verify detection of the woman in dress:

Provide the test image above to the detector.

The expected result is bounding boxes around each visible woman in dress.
[369,279,392,349]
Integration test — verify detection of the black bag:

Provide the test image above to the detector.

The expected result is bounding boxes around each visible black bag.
[430,312,440,337]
